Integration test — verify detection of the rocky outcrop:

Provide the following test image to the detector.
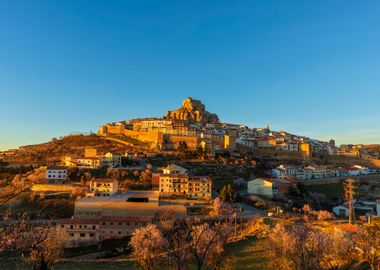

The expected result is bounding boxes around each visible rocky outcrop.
[165,97,219,124]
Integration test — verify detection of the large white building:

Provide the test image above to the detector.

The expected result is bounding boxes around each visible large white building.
[157,164,212,200]
[87,179,118,197]
[248,178,292,198]
[271,164,298,179]
[58,216,152,247]
[45,167,68,183]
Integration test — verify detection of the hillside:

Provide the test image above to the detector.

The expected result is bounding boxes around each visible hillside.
[364,144,380,153]
[2,134,141,164]
[236,143,380,168]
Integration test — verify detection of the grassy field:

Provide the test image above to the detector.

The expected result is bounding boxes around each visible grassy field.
[227,238,270,270]
[306,182,344,201]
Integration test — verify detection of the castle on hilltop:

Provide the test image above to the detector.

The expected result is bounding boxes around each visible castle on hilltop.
[166,97,219,124]
[98,98,235,153]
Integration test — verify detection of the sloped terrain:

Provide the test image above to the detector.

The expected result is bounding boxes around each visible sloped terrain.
[2,134,136,164]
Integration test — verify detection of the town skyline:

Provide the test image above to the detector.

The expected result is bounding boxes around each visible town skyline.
[1,95,380,151]
[1,1,380,150]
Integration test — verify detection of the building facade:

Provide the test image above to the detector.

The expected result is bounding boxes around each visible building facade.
[87,179,118,197]
[248,178,292,198]
[58,216,152,247]
[158,165,212,200]
[100,152,122,168]
[45,167,68,183]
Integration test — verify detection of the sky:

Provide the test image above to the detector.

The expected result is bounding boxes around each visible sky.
[1,0,380,150]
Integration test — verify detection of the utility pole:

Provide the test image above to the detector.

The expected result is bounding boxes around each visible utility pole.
[234,212,237,239]
[240,217,243,236]
[344,178,356,224]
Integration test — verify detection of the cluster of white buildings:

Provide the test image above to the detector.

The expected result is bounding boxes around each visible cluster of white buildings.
[62,149,122,168]
[333,200,380,218]
[271,164,380,181]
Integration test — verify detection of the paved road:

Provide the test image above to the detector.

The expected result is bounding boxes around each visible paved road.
[238,202,268,218]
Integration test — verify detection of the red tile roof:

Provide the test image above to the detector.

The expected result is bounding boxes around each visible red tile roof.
[92,178,118,183]
[188,176,212,182]
[100,216,152,222]
[47,166,68,170]
[59,216,152,225]
[58,219,100,225]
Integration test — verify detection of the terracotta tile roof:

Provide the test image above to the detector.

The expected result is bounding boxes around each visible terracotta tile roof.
[188,176,211,182]
[159,174,188,178]
[58,216,152,225]
[92,178,118,183]
[58,219,100,225]
[47,166,68,170]
[100,216,152,222]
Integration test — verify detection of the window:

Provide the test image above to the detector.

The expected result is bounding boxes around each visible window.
[90,233,95,237]
[60,225,64,228]
[69,233,74,237]
[119,223,122,226]
[93,225,96,230]
[110,222,113,225]
[118,231,121,235]
[80,233,85,238]
[70,225,73,229]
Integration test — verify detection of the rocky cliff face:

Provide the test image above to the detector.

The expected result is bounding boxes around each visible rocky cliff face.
[165,97,219,124]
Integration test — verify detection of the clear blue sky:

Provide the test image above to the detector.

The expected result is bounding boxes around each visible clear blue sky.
[1,0,380,150]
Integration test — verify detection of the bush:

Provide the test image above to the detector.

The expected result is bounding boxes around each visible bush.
[317,210,335,220]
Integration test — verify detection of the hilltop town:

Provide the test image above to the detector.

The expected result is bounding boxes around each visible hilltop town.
[0,98,379,270]
[98,97,380,161]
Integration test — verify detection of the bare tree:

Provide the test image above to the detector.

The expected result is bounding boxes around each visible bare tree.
[0,212,31,260]
[130,224,166,270]
[161,219,192,270]
[269,224,330,270]
[22,226,64,270]
[189,222,229,270]
[353,222,380,270]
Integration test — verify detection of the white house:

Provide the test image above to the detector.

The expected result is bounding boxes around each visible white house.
[333,200,377,217]
[77,157,100,168]
[247,178,292,198]
[100,152,122,168]
[162,164,188,175]
[333,205,349,217]
[352,165,370,175]
[86,179,118,197]
[271,164,297,179]
[282,142,299,152]
[46,167,68,183]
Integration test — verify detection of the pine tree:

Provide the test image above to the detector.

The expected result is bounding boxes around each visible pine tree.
[220,184,235,204]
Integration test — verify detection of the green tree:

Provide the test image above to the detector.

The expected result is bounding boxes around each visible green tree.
[219,184,235,204]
